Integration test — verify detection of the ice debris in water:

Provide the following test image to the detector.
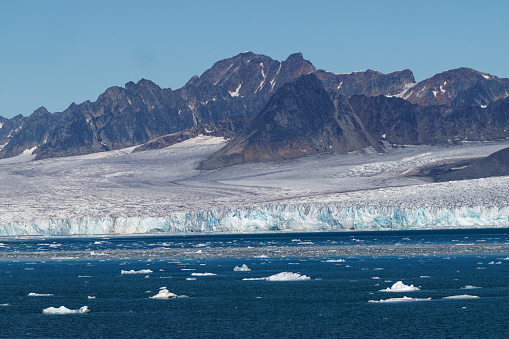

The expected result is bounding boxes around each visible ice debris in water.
[443,295,479,299]
[191,272,216,276]
[380,281,420,292]
[42,306,90,314]
[121,269,153,274]
[368,296,431,303]
[461,285,481,289]
[149,287,177,299]
[233,264,251,271]
[28,293,54,296]
[243,272,311,281]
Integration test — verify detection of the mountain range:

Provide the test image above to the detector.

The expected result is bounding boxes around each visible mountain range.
[1,51,509,169]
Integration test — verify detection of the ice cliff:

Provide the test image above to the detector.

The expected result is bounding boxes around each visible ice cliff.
[1,203,509,236]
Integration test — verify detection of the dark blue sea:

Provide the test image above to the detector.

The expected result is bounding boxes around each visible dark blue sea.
[1,229,509,338]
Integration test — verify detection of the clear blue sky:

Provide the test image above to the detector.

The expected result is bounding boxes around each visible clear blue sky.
[1,0,508,118]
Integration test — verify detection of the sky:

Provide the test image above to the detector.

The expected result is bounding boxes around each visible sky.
[1,0,508,118]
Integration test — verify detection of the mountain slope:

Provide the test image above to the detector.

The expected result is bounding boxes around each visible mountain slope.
[394,67,509,107]
[198,74,382,170]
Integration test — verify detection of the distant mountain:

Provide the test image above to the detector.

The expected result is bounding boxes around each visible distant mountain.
[198,74,382,170]
[392,67,509,107]
[1,52,508,161]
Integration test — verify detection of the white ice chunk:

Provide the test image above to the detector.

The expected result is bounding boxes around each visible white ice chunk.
[42,306,90,314]
[121,269,153,274]
[368,296,431,303]
[380,281,420,292]
[233,264,251,271]
[191,272,216,276]
[28,293,54,296]
[443,295,479,299]
[149,287,177,299]
[461,285,481,289]
[265,272,311,281]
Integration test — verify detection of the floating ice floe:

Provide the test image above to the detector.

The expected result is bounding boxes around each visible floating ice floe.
[243,272,311,281]
[87,296,96,299]
[324,259,345,263]
[121,269,153,274]
[28,293,53,297]
[380,281,420,292]
[443,295,479,299]
[233,264,251,271]
[149,287,177,299]
[369,296,431,303]
[42,306,90,314]
[191,272,216,276]
[461,285,481,289]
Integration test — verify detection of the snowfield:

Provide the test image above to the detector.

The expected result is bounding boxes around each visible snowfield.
[1,135,509,236]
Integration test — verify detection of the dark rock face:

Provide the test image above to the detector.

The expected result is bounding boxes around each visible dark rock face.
[198,74,382,170]
[0,107,70,158]
[350,95,509,145]
[422,146,509,182]
[315,68,415,97]
[396,67,509,107]
[0,114,25,148]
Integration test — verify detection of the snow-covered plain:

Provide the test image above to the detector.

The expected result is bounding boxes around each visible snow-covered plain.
[2,136,509,236]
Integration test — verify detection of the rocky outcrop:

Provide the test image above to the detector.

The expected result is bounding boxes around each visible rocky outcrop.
[132,115,253,152]
[198,74,382,170]
[350,95,509,145]
[394,67,509,107]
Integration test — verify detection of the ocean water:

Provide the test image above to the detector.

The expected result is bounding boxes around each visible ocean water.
[1,229,509,338]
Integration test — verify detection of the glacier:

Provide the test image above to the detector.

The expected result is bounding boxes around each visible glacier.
[1,202,509,236]
[1,136,509,236]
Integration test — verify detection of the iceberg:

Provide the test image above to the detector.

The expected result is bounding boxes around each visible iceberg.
[443,295,479,299]
[380,281,420,292]
[121,269,153,274]
[368,296,431,303]
[233,264,251,271]
[243,272,311,281]
[42,306,90,314]
[149,287,177,299]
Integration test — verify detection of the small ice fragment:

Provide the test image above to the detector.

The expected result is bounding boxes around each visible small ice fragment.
[265,272,311,281]
[191,273,216,276]
[380,281,420,292]
[443,295,479,299]
[28,293,54,296]
[368,296,431,303]
[325,259,345,263]
[121,269,153,274]
[149,287,177,299]
[87,296,96,299]
[461,285,481,289]
[42,306,90,314]
[234,264,251,271]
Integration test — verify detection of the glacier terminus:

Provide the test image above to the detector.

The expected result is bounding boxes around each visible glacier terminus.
[2,136,509,236]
